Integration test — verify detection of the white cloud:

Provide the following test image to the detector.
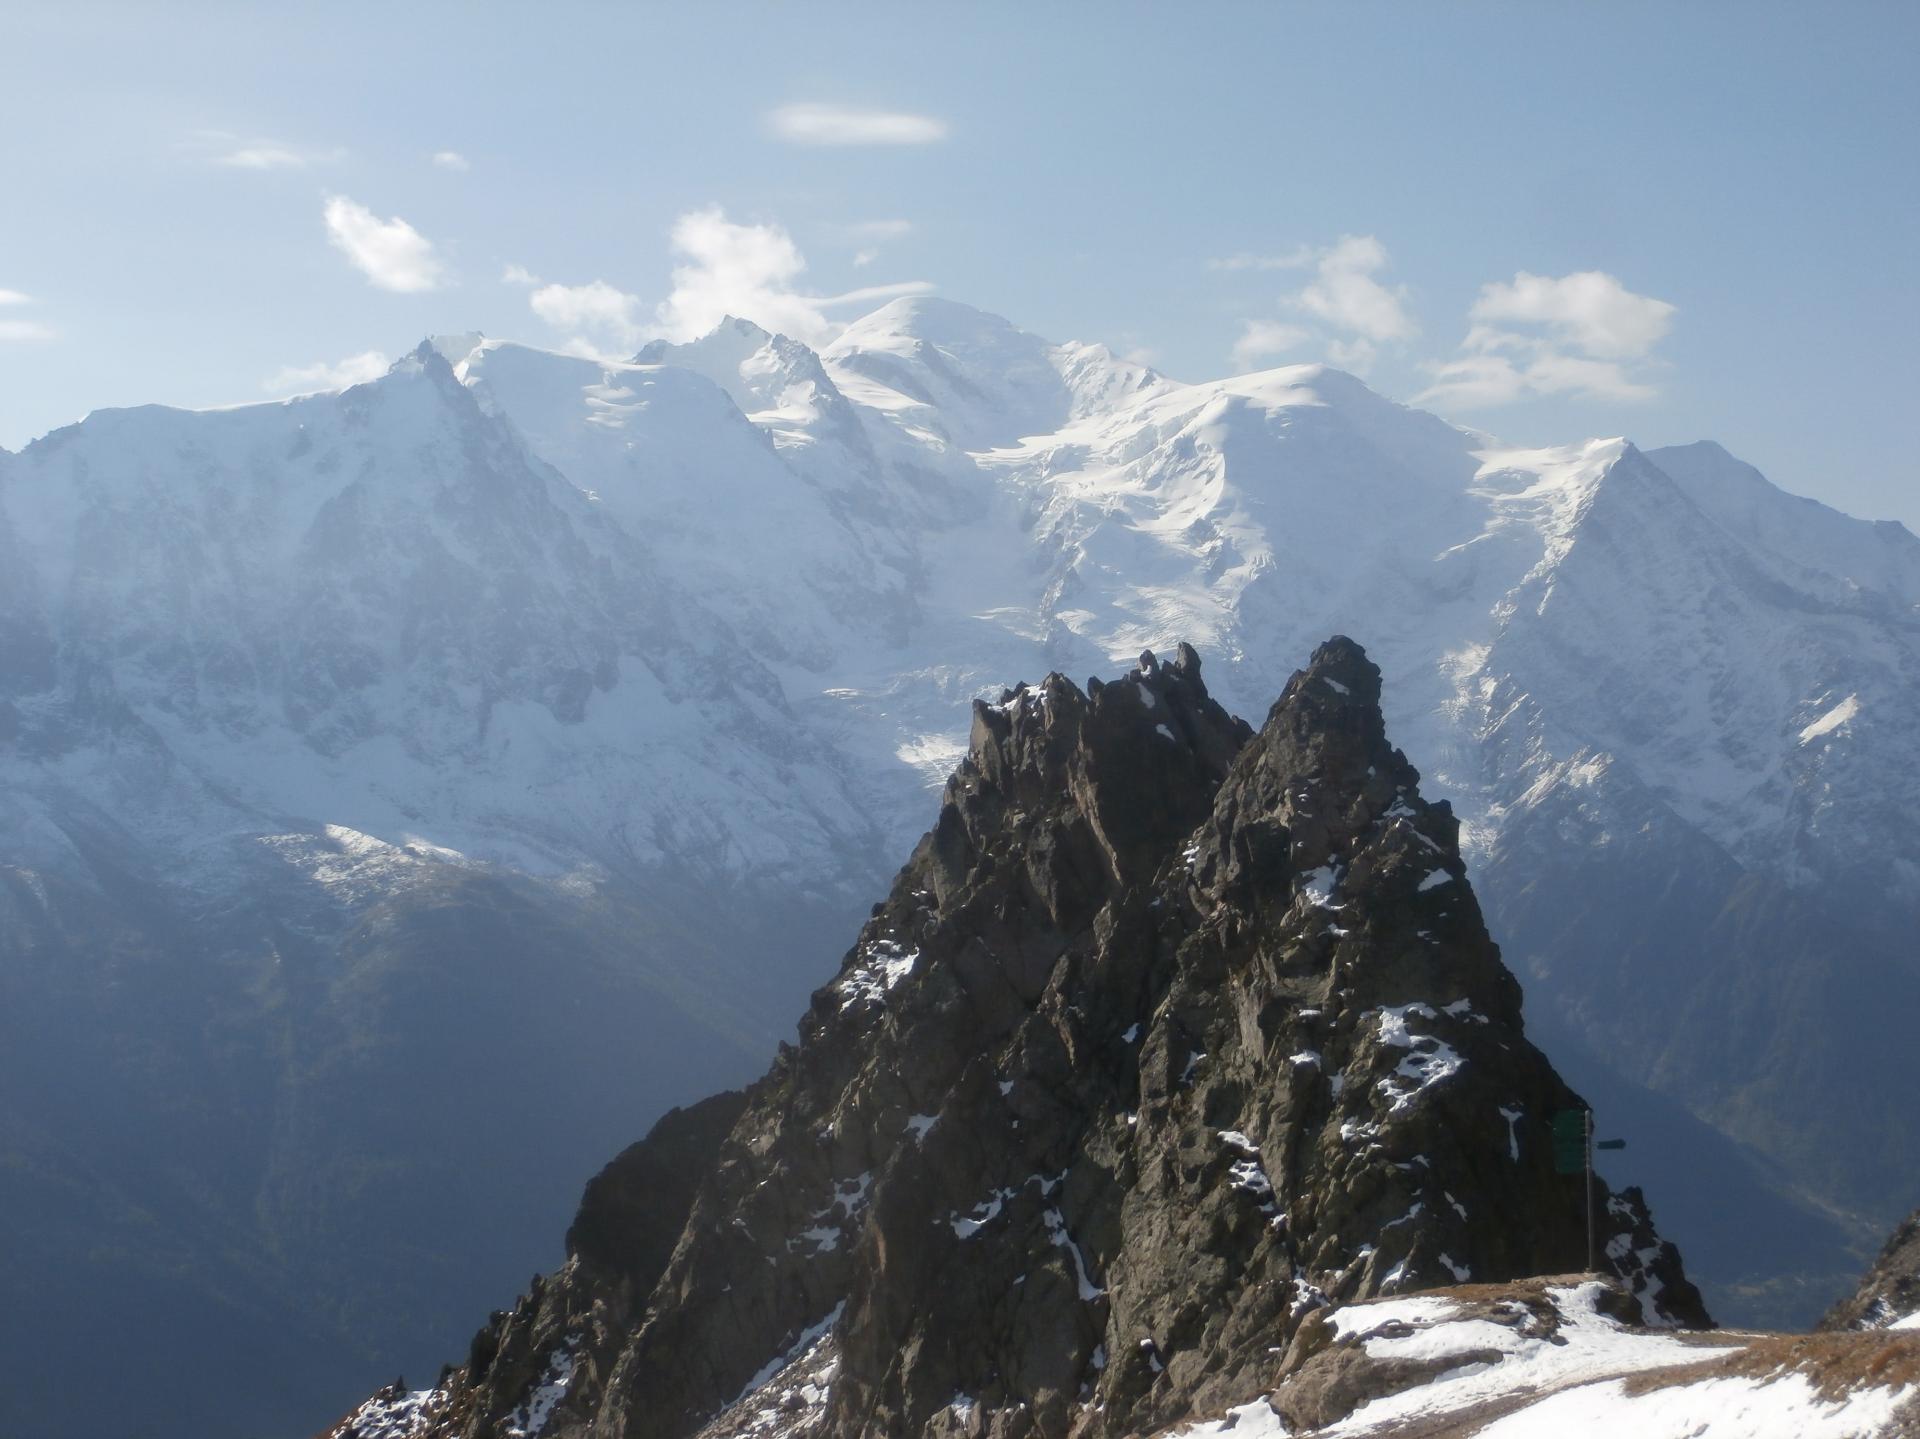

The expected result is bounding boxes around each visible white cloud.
[1231,319,1312,368]
[1417,268,1675,409]
[262,350,391,396]
[1467,270,1674,359]
[1526,350,1657,399]
[431,150,471,172]
[190,130,344,170]
[655,207,825,343]
[1410,354,1524,409]
[222,145,307,170]
[1296,235,1415,343]
[838,220,914,244]
[1224,234,1411,373]
[818,280,937,308]
[654,207,933,345]
[1415,350,1655,410]
[0,290,53,341]
[501,263,541,286]
[322,196,446,293]
[768,102,948,146]
[529,280,646,354]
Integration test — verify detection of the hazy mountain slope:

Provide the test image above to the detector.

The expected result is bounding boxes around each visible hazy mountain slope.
[0,347,880,1439]
[2,296,1914,1434]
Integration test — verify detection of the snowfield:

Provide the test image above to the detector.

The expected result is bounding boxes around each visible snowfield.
[1170,1281,1920,1438]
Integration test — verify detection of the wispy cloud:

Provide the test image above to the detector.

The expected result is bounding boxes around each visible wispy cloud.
[222,144,310,170]
[768,102,948,146]
[262,350,390,395]
[322,196,446,293]
[1231,319,1312,368]
[0,289,54,341]
[1417,269,1675,409]
[500,263,541,286]
[1207,247,1316,272]
[189,130,345,170]
[818,280,936,308]
[431,150,471,172]
[838,219,913,244]
[1296,236,1415,344]
[1224,234,1413,375]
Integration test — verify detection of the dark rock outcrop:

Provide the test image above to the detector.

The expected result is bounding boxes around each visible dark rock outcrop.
[565,1092,752,1295]
[1823,1205,1920,1332]
[324,638,1704,1439]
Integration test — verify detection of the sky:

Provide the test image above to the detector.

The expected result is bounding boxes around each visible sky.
[2,1,1916,528]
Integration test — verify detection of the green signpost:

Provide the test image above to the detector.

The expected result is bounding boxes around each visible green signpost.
[1551,1107,1626,1271]
[1551,1109,1587,1175]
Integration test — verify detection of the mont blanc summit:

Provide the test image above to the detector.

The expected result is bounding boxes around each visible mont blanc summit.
[2,296,1915,1435]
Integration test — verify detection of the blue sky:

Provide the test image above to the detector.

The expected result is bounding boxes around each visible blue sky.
[3,1,1915,527]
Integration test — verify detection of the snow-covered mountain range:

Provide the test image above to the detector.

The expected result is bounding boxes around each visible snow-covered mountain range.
[2,297,1914,1437]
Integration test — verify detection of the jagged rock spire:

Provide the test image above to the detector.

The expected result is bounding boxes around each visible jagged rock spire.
[327,639,1703,1439]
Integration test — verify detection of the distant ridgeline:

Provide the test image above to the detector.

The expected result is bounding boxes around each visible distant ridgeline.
[322,639,1708,1439]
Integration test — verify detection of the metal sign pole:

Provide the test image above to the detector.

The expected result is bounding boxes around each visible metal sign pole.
[1554,1105,1626,1276]
[1585,1107,1595,1273]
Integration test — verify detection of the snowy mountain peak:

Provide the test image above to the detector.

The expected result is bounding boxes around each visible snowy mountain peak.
[824,297,1177,452]
[1648,437,1920,603]
[635,314,849,430]
[828,293,1036,353]
[393,335,460,378]
[427,331,489,371]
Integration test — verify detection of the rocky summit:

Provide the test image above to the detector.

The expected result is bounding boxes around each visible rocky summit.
[326,638,1705,1439]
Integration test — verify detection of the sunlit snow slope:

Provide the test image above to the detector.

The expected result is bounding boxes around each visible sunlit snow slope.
[1171,1279,1920,1438]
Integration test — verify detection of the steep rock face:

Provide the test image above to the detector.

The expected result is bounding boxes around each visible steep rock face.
[1823,1206,1920,1332]
[333,639,1702,1439]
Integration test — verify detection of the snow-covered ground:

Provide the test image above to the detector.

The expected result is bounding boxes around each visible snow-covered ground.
[1171,1281,1920,1438]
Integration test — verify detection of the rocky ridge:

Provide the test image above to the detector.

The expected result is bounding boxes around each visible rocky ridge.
[324,638,1703,1439]
[1824,1205,1920,1333]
